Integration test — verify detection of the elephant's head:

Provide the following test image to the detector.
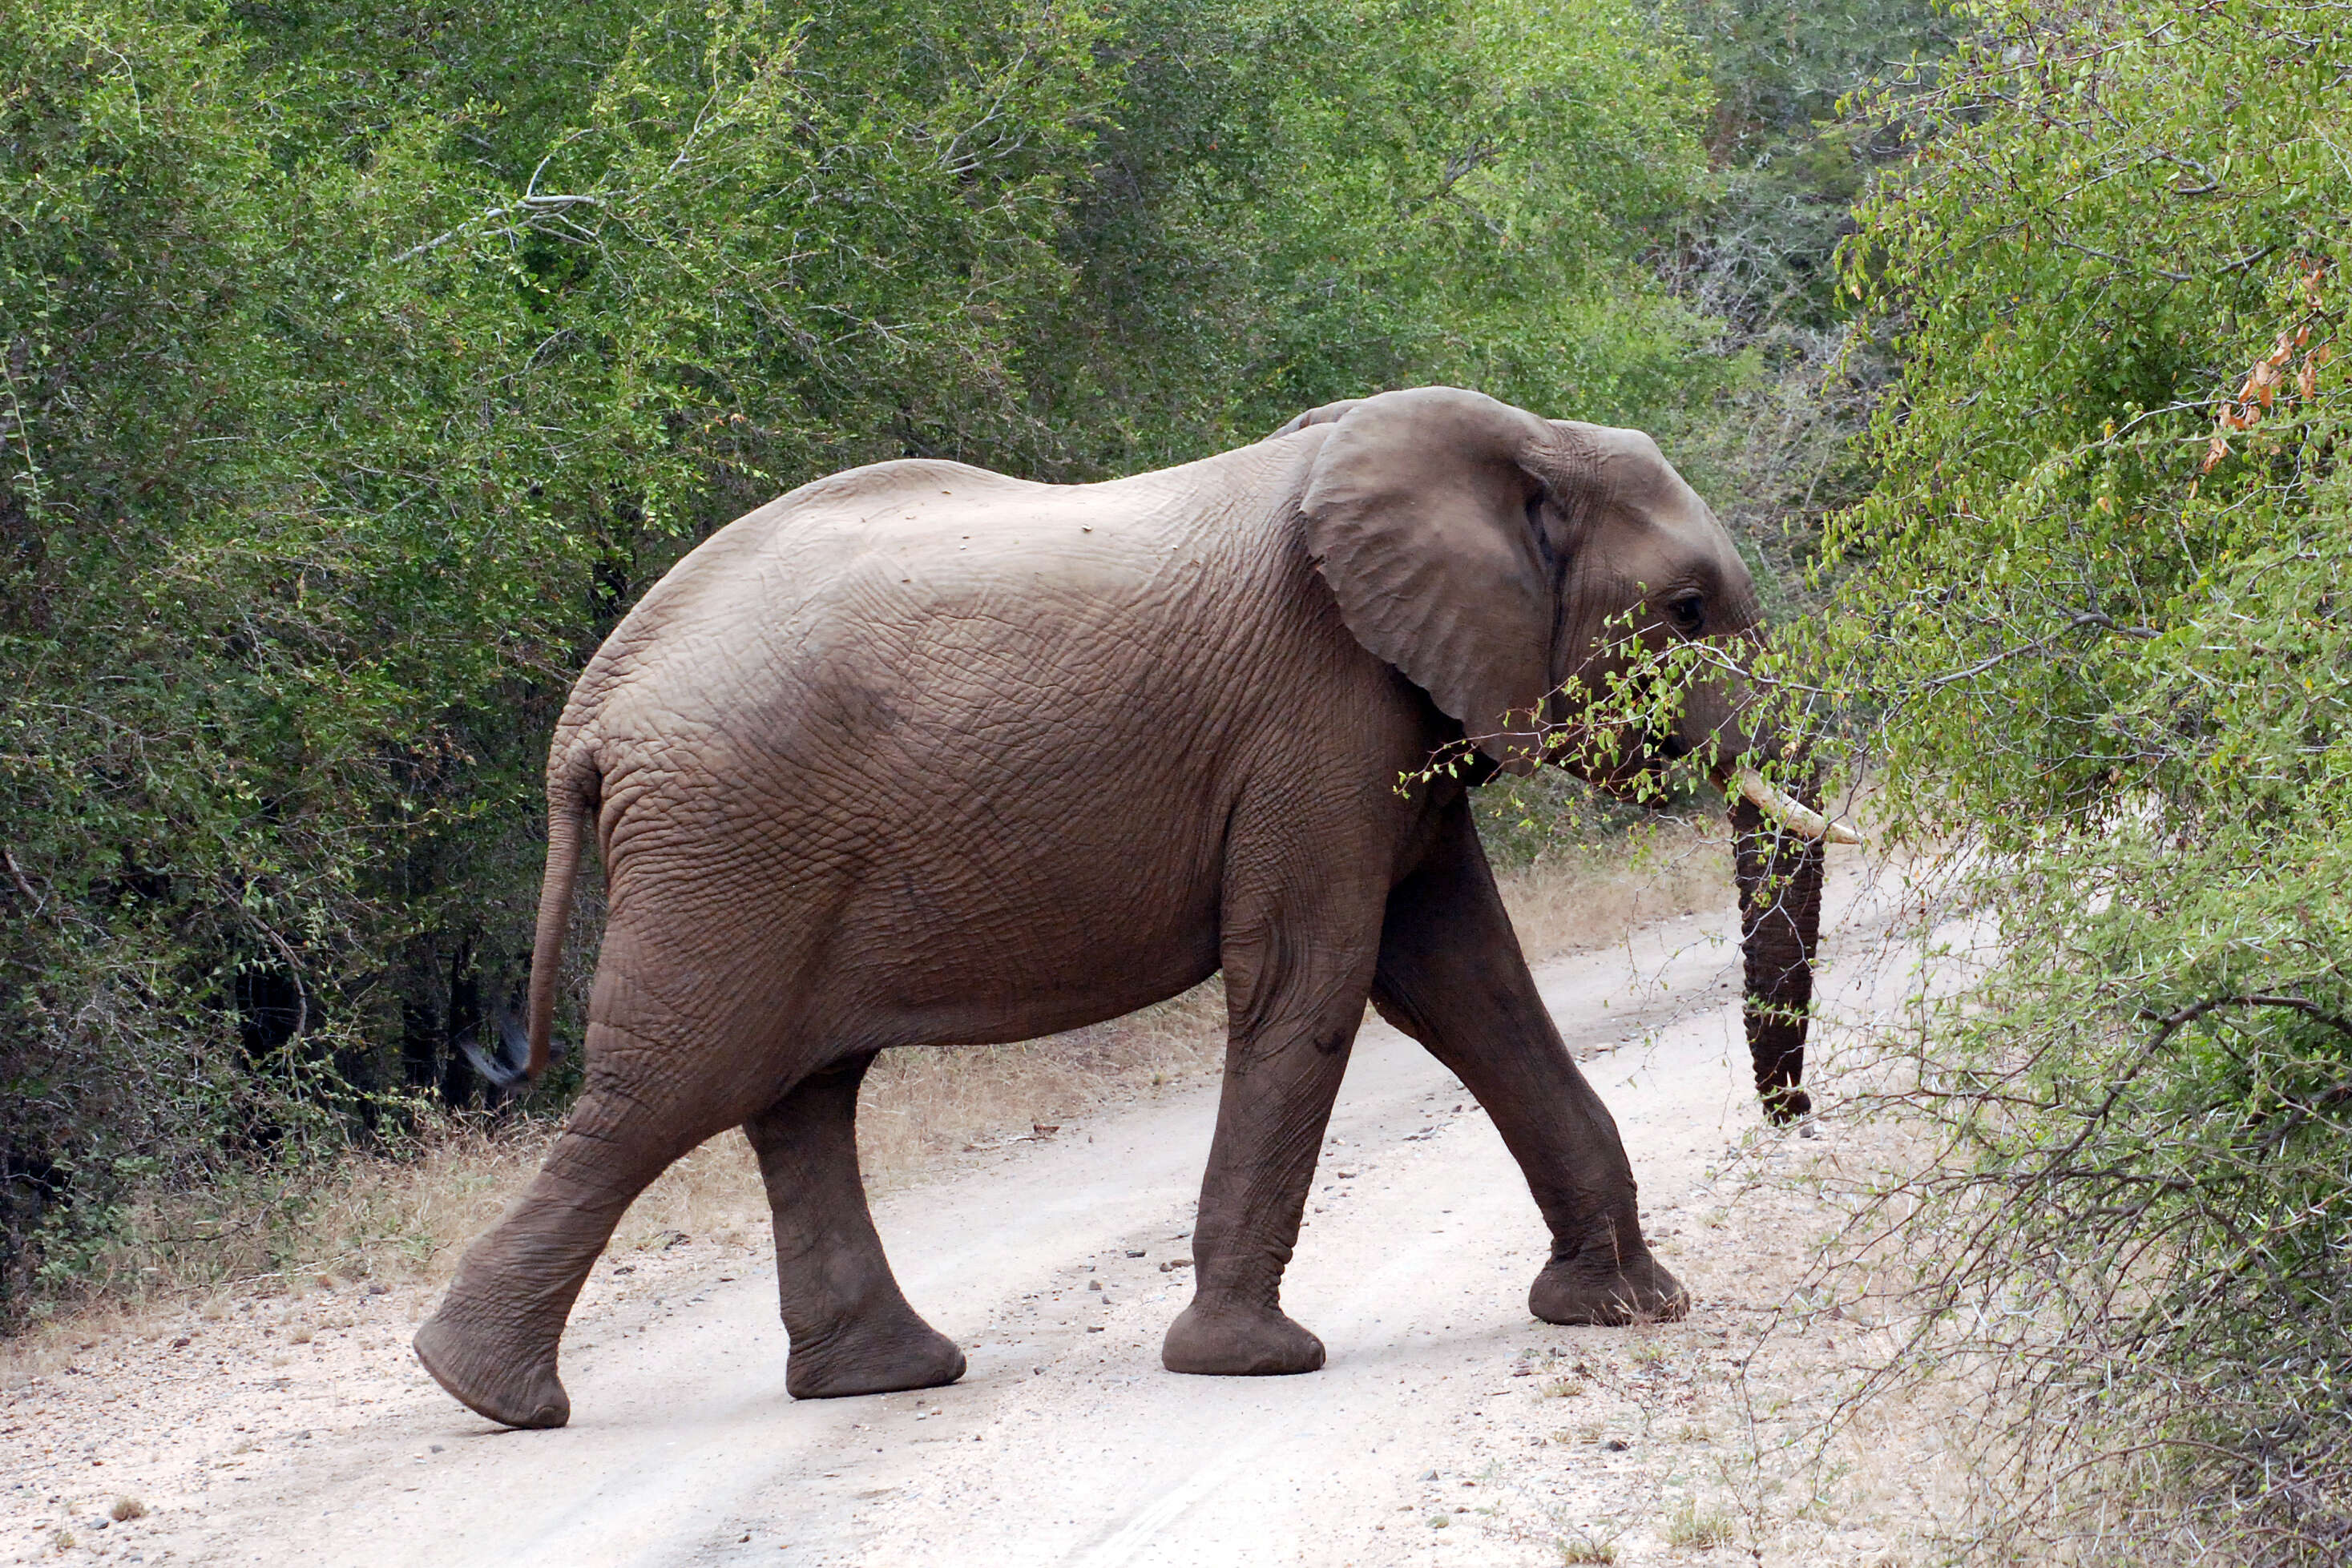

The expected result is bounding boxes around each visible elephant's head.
[1272,386,1854,1124]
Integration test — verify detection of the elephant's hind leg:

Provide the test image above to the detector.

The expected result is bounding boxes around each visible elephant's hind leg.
[745,1054,965,1399]
[414,1075,722,1429]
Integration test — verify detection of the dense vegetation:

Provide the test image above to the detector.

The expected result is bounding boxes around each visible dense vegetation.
[1808,2,2352,1558]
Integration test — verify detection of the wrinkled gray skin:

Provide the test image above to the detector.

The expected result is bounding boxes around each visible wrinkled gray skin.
[414,387,1819,1431]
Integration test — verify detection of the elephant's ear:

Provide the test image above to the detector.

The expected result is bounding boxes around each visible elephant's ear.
[1299,386,1562,768]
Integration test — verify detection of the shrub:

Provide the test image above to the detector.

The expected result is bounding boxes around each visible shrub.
[1809,2,2352,1558]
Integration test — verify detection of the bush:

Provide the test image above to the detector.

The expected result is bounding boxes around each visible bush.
[1809,2,2352,1558]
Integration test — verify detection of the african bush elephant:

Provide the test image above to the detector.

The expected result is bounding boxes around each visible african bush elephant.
[414,386,1845,1430]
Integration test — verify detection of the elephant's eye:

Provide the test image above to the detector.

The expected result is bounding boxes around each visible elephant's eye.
[1667,593,1706,634]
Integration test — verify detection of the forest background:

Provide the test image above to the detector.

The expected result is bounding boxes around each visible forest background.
[3,0,2348,1559]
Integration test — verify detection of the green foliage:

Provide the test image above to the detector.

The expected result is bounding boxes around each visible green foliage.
[0,0,1740,1316]
[1675,0,1958,332]
[1648,0,1954,608]
[1024,0,1729,472]
[1471,769,1658,869]
[1813,2,2352,1555]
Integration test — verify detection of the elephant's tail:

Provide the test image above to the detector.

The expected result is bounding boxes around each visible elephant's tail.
[525,755,596,1081]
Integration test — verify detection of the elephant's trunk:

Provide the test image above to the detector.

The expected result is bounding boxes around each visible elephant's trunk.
[1730,786,1828,1125]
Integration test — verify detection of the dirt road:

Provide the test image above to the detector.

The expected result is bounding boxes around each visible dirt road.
[8,860,1951,1566]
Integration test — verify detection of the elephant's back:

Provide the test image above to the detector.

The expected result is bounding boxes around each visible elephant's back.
[569,441,1320,752]
[601,458,1047,656]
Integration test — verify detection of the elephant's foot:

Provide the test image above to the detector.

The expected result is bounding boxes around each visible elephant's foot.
[1162,1300,1326,1376]
[1530,1252,1689,1327]
[414,1310,571,1429]
[785,1310,966,1400]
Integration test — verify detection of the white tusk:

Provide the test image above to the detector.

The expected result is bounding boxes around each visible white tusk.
[1737,768,1865,846]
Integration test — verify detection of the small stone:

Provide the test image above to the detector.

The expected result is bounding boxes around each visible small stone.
[429,1445,444,1454]
[1124,1249,1146,1258]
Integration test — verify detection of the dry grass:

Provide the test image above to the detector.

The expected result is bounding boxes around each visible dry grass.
[1662,1497,1737,1550]
[1496,816,1727,963]
[2,817,1735,1373]
[857,985,1230,1187]
[1555,1527,1620,1564]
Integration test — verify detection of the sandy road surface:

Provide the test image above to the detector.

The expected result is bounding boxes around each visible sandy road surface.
[8,860,1952,1566]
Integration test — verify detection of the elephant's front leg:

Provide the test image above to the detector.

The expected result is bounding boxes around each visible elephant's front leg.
[1371,800,1687,1325]
[1163,874,1380,1377]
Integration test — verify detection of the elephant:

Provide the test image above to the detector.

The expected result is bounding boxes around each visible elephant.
[412,385,1847,1431]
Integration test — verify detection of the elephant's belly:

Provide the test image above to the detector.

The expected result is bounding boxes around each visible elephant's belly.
[817,861,1225,1050]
